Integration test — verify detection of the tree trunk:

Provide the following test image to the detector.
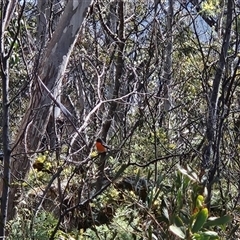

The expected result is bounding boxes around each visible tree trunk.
[203,0,233,205]
[0,54,11,239]
[0,0,19,236]
[7,0,92,221]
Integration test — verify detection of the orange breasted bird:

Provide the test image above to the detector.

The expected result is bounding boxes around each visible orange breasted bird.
[95,138,110,154]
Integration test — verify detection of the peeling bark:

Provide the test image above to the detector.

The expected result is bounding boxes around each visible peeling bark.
[7,0,92,221]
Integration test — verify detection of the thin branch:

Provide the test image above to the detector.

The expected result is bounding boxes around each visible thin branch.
[6,1,25,60]
[129,153,186,168]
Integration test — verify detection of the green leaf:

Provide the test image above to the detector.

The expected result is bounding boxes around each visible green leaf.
[192,208,208,233]
[148,188,154,207]
[169,225,185,239]
[174,215,184,227]
[148,225,152,239]
[193,231,218,240]
[177,189,183,209]
[204,215,231,228]
[162,207,169,221]
[179,210,190,225]
[196,195,204,209]
[201,230,218,237]
[148,187,161,208]
[177,165,197,182]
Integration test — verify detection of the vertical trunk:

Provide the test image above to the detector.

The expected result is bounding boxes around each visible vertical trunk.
[156,0,173,181]
[203,0,233,204]
[0,0,18,236]
[0,57,10,238]
[101,0,124,139]
[162,0,173,113]
[204,0,233,168]
[95,0,125,191]
[7,0,92,220]
[37,0,49,47]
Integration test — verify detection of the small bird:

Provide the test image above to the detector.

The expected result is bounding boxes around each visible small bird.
[95,138,110,154]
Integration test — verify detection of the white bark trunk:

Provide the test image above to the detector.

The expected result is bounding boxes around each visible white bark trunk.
[7,0,93,220]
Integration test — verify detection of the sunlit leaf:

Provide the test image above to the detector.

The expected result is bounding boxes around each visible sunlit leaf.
[204,215,231,228]
[169,225,185,239]
[192,208,208,233]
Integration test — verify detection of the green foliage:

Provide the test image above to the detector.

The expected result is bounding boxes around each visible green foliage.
[3,0,240,239]
[73,166,232,239]
[80,206,139,239]
[6,160,235,239]
[168,166,231,240]
[201,0,220,16]
[7,209,68,240]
